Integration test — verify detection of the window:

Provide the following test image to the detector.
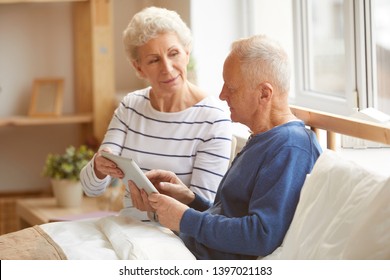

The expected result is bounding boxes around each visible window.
[372,0,390,114]
[293,0,357,115]
[304,0,347,96]
[294,0,390,117]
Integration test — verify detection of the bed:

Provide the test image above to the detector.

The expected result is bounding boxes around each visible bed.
[1,105,389,260]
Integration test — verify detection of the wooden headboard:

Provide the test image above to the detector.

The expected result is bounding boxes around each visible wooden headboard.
[290,105,390,150]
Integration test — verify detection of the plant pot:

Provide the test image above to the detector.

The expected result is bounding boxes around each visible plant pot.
[51,179,83,208]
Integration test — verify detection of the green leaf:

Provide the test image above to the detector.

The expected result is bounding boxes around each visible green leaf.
[42,145,95,181]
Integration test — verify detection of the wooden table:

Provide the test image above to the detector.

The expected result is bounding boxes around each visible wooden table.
[16,196,115,228]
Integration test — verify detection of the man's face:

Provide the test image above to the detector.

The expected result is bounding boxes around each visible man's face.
[219,55,258,127]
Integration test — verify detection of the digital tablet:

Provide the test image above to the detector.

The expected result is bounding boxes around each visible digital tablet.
[100,151,159,195]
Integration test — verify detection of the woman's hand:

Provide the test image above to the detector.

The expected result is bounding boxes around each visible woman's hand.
[129,180,154,212]
[93,148,124,180]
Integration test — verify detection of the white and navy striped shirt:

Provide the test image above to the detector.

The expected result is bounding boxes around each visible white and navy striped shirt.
[81,87,233,207]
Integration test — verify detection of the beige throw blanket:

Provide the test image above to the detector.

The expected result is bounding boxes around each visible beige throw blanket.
[0,225,67,260]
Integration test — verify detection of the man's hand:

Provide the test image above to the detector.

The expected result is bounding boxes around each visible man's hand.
[148,193,189,232]
[146,169,195,205]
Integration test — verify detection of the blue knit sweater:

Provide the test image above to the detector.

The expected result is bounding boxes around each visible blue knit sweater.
[179,121,322,259]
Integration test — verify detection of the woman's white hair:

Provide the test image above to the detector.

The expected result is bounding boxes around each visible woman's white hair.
[231,35,291,94]
[123,6,192,62]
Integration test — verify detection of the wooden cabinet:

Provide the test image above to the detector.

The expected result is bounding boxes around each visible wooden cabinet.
[0,0,115,143]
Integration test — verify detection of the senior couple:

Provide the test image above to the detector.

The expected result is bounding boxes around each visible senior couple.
[82,6,322,260]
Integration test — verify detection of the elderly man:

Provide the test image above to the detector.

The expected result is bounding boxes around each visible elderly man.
[130,35,322,259]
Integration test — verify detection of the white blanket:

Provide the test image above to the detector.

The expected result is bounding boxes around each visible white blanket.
[40,209,195,260]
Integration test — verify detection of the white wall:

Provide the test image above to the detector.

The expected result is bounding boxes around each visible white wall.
[190,0,246,97]
[189,0,253,141]
[249,0,295,97]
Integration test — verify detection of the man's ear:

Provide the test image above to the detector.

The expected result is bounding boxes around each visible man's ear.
[258,82,273,102]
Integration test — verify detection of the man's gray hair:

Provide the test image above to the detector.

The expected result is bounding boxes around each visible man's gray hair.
[123,6,192,62]
[231,35,291,93]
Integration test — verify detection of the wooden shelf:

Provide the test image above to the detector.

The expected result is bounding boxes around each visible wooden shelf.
[0,114,93,127]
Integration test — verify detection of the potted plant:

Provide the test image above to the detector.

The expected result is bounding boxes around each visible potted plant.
[42,145,94,207]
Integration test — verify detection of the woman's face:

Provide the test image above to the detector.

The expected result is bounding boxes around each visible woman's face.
[133,32,190,94]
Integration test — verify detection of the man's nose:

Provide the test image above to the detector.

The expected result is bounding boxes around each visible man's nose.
[219,86,227,101]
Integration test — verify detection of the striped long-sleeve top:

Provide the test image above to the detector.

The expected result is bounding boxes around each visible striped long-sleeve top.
[80,87,233,207]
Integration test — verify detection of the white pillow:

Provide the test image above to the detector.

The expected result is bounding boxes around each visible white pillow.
[265,150,390,259]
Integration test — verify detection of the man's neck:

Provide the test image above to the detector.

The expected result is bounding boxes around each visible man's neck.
[250,108,297,135]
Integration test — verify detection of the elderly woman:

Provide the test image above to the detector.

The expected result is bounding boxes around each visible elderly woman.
[80,7,232,218]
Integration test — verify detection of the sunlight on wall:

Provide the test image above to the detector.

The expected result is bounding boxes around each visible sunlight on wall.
[190,0,244,98]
